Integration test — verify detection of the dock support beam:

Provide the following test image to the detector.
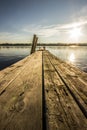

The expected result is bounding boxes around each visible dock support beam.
[31,34,38,54]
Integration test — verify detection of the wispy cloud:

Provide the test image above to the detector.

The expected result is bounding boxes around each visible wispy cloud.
[1,15,87,43]
[22,24,59,37]
[0,32,31,43]
[32,5,87,38]
[22,19,87,37]
[71,5,87,21]
[59,21,87,29]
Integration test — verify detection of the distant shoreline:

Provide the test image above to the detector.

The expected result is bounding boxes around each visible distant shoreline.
[0,43,87,46]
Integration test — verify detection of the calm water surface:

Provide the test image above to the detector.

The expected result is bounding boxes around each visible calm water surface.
[0,47,30,70]
[47,46,87,72]
[0,46,87,72]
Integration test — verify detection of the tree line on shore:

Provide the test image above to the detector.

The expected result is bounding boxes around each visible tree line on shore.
[0,43,87,46]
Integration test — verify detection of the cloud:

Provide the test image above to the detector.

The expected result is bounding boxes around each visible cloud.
[71,5,87,21]
[0,32,11,38]
[22,19,87,38]
[0,32,31,43]
[78,5,87,16]
[59,21,87,29]
[22,24,59,37]
[1,14,87,43]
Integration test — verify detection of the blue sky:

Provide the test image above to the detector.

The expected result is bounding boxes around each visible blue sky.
[0,0,87,43]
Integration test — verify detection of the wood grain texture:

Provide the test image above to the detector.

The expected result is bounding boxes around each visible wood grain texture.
[0,51,42,130]
[0,50,87,130]
[43,50,87,130]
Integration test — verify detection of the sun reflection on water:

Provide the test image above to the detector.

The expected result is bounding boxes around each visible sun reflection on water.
[68,53,75,62]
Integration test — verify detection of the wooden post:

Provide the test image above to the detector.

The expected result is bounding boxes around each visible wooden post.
[33,37,38,52]
[30,34,38,54]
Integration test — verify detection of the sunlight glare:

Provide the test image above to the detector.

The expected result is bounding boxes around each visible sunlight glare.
[68,53,75,62]
[69,27,82,41]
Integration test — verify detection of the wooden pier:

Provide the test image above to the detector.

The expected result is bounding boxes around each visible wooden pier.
[0,50,87,130]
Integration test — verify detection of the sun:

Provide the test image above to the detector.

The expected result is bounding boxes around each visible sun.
[69,27,82,41]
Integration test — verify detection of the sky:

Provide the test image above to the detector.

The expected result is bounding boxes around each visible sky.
[0,0,87,43]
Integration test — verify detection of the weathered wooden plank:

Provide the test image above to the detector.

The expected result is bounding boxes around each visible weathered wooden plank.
[45,51,87,118]
[0,53,36,95]
[43,54,70,130]
[0,51,42,130]
[0,49,87,130]
[43,51,87,130]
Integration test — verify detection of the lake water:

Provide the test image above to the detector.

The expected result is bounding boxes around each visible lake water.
[46,46,87,73]
[0,47,30,70]
[0,46,87,73]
